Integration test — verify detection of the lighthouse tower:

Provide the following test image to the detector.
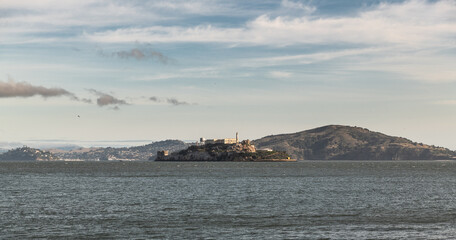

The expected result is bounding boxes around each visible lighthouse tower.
[236,132,239,143]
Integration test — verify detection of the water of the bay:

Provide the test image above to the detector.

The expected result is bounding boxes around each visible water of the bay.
[1,161,455,239]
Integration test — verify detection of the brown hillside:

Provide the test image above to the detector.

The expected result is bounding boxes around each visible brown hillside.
[253,125,455,160]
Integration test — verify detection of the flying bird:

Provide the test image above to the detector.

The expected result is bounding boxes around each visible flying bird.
[77,115,80,118]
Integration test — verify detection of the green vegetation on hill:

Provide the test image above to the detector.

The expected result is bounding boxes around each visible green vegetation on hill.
[253,125,456,160]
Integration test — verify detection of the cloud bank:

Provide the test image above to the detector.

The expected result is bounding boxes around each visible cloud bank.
[88,89,128,107]
[150,96,192,106]
[98,47,170,64]
[85,0,456,48]
[166,98,189,106]
[4,0,455,49]
[0,0,240,44]
[0,78,74,99]
[0,77,95,103]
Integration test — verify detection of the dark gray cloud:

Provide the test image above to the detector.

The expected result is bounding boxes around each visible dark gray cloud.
[97,95,127,106]
[150,96,193,106]
[0,78,94,104]
[88,89,128,107]
[167,98,189,106]
[98,47,170,64]
[149,96,161,102]
[0,79,74,98]
[68,95,93,104]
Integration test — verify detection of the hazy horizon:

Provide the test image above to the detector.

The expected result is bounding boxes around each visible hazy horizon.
[1,124,455,151]
[2,0,456,150]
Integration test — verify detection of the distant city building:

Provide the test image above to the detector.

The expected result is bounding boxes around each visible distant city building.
[157,150,169,158]
[205,138,237,144]
[259,148,273,152]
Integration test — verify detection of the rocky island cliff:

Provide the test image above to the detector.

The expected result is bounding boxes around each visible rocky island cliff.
[254,125,456,160]
[155,140,293,162]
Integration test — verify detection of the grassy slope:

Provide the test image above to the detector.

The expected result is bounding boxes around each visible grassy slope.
[253,125,455,160]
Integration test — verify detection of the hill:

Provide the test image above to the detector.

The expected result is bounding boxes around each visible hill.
[0,146,59,161]
[253,125,456,160]
[53,140,188,161]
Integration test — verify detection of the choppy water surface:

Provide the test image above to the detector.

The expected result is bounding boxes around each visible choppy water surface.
[1,161,456,239]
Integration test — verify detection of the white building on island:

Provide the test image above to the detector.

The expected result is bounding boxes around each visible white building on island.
[200,132,239,145]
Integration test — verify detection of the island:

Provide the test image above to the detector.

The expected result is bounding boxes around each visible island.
[0,146,59,161]
[2,125,455,161]
[254,125,456,160]
[155,136,294,162]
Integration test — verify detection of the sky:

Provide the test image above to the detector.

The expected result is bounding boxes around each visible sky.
[1,0,456,149]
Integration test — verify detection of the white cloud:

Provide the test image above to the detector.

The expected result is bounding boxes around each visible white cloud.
[1,2,157,28]
[0,0,235,38]
[84,25,245,44]
[134,74,183,81]
[244,47,389,67]
[84,0,456,48]
[3,0,456,84]
[145,0,236,16]
[0,0,97,9]
[3,0,455,49]
[269,71,292,79]
[280,0,316,15]
[133,67,222,82]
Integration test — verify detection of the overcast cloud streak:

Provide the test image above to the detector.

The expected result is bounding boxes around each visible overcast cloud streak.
[166,98,190,106]
[150,96,192,106]
[98,47,170,64]
[4,0,455,49]
[85,0,456,48]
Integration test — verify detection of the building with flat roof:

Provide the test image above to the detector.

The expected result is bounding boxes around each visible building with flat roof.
[201,132,239,145]
[157,150,169,158]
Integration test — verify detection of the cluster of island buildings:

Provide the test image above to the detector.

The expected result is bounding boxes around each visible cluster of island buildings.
[3,125,456,161]
[200,132,240,145]
[157,132,294,162]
